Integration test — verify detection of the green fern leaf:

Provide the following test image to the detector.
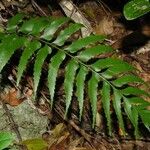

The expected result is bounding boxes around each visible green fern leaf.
[48,51,66,107]
[17,41,41,85]
[41,17,69,40]
[64,60,79,117]
[139,110,150,130]
[7,13,25,31]
[77,45,113,62]
[91,58,134,72]
[0,35,26,72]
[76,65,88,120]
[113,89,126,135]
[127,97,150,107]
[124,98,139,137]
[65,35,106,53]
[31,18,49,35]
[102,63,135,77]
[88,73,100,128]
[1,14,149,136]
[121,87,150,97]
[53,23,82,46]
[33,45,51,96]
[19,18,39,33]
[112,75,144,87]
[102,81,112,135]
[0,33,5,40]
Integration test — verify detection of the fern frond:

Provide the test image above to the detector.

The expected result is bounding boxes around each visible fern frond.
[64,60,79,117]
[7,13,25,31]
[88,73,100,128]
[121,87,150,97]
[112,74,144,87]
[41,17,70,40]
[65,35,106,53]
[102,81,111,135]
[76,66,88,120]
[33,45,51,96]
[48,51,66,107]
[0,35,26,72]
[91,58,134,72]
[0,14,149,137]
[113,89,126,135]
[17,41,41,85]
[139,110,150,131]
[124,99,139,137]
[77,45,113,62]
[53,23,82,46]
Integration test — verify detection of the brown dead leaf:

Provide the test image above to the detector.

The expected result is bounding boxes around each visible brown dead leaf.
[50,132,70,150]
[68,137,84,150]
[24,88,33,98]
[42,123,70,149]
[22,138,48,150]
[51,123,66,138]
[94,17,114,35]
[0,88,24,106]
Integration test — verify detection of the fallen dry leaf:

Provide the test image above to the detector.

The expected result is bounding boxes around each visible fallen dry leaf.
[22,138,48,150]
[94,17,114,35]
[0,87,24,106]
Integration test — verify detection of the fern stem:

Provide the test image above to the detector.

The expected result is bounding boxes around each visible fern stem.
[37,38,115,87]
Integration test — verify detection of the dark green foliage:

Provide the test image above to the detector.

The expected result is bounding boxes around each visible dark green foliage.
[0,132,15,150]
[0,14,150,137]
[123,0,150,20]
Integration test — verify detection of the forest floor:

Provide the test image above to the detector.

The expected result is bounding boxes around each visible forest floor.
[0,0,150,150]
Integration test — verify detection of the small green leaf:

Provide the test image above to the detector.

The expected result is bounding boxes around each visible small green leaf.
[102,81,111,135]
[0,35,26,72]
[22,138,48,150]
[102,63,135,76]
[64,60,79,117]
[65,35,106,53]
[139,110,150,130]
[132,107,139,137]
[76,66,88,120]
[17,41,41,85]
[48,51,66,107]
[121,87,150,97]
[91,58,133,72]
[0,33,5,40]
[113,89,126,135]
[124,98,139,137]
[77,45,113,62]
[41,17,69,40]
[123,0,150,20]
[19,18,38,33]
[127,97,150,108]
[53,23,82,46]
[0,132,15,150]
[7,13,25,31]
[33,45,51,96]
[112,75,144,87]
[88,73,100,128]
[31,17,49,35]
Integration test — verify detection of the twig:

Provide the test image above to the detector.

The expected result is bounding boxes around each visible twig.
[53,103,97,149]
[31,0,48,16]
[121,137,150,142]
[96,0,112,16]
[2,102,22,142]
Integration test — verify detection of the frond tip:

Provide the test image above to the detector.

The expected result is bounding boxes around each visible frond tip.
[0,13,149,137]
